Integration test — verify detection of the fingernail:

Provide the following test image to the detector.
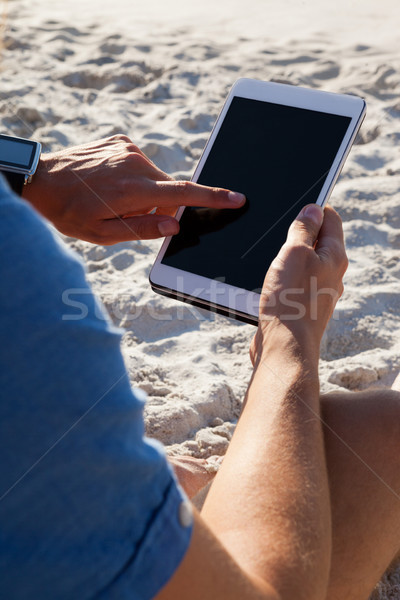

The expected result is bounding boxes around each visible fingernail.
[158,220,178,237]
[298,204,324,226]
[228,191,246,205]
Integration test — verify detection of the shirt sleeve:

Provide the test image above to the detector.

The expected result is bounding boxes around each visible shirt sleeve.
[0,177,192,600]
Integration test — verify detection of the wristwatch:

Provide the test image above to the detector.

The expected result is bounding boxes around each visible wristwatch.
[0,134,42,196]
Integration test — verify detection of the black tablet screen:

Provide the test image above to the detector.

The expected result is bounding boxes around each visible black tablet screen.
[162,96,351,292]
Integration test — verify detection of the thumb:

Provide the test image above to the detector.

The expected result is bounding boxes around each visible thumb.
[287,203,324,247]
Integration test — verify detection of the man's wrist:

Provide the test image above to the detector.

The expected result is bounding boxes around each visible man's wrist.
[254,316,321,369]
[21,154,56,212]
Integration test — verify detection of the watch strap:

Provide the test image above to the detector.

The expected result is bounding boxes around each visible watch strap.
[2,171,24,196]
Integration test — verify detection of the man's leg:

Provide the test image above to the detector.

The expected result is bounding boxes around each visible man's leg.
[171,376,400,599]
[322,384,400,600]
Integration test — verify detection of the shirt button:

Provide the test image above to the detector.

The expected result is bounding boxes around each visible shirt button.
[178,500,193,528]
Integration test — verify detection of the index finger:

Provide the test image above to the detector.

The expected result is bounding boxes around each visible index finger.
[152,180,246,209]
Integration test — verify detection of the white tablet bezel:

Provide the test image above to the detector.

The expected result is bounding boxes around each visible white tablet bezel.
[150,78,366,324]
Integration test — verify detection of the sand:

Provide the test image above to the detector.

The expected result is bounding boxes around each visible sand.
[2,0,400,596]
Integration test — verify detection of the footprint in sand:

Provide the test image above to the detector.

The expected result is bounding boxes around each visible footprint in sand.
[4,35,32,51]
[15,106,46,126]
[354,44,371,52]
[83,56,117,66]
[270,54,318,66]
[386,101,400,117]
[365,65,398,96]
[354,125,380,145]
[134,44,151,53]
[353,152,386,171]
[53,26,90,38]
[85,246,110,261]
[61,68,147,92]
[48,33,75,44]
[312,60,340,80]
[111,251,135,271]
[374,66,398,90]
[99,41,127,56]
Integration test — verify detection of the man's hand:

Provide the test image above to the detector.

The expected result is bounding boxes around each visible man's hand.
[23,135,245,245]
[251,203,348,366]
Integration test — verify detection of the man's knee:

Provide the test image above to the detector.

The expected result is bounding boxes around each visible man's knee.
[320,388,400,458]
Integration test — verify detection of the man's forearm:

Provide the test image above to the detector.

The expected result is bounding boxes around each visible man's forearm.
[202,328,331,600]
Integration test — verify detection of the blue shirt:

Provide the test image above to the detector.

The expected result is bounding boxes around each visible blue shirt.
[0,176,192,599]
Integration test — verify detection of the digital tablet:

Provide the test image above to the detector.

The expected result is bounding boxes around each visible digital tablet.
[149,78,366,325]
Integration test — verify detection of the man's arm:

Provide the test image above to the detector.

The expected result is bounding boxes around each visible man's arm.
[156,204,348,600]
[22,134,245,244]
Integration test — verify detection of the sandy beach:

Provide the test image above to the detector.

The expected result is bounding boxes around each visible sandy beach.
[2,0,400,596]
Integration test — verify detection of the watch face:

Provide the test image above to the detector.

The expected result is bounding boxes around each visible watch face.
[0,134,40,173]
